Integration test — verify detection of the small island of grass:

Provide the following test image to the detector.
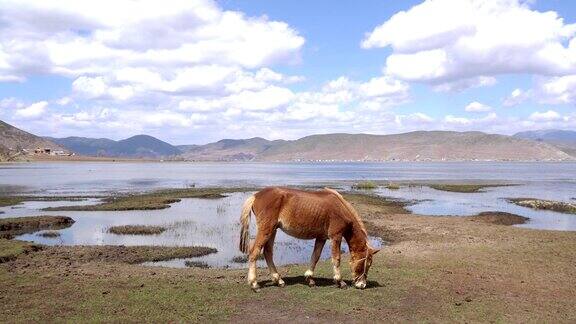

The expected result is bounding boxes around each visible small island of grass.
[0,216,75,239]
[508,198,576,215]
[429,184,512,193]
[108,225,167,235]
[37,231,61,238]
[352,180,378,190]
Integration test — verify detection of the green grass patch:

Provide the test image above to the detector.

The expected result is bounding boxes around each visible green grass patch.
[352,180,378,190]
[0,239,40,263]
[0,196,24,207]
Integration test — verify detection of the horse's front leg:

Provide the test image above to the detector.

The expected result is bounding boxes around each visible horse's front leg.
[305,238,326,287]
[331,237,347,289]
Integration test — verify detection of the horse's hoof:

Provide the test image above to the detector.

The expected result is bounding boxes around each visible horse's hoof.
[277,279,285,287]
[336,281,347,289]
[308,278,316,287]
[251,283,261,292]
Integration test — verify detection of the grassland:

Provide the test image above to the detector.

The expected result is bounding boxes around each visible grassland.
[0,190,575,322]
[509,198,576,214]
[108,225,166,235]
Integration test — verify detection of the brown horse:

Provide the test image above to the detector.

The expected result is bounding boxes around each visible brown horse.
[239,187,380,291]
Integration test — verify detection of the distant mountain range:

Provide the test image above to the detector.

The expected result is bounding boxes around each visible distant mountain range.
[47,135,180,158]
[177,137,286,161]
[1,119,574,162]
[514,130,576,157]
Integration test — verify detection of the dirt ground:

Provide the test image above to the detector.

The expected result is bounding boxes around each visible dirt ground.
[1,192,575,322]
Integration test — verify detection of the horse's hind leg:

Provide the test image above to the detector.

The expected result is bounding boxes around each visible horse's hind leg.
[247,227,273,292]
[305,238,326,287]
[263,229,284,287]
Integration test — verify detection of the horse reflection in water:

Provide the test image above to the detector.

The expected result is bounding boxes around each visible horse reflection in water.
[239,187,380,291]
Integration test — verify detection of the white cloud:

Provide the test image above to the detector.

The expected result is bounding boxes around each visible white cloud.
[529,110,562,122]
[363,0,576,89]
[0,0,305,80]
[434,76,496,92]
[465,101,492,112]
[535,75,576,104]
[503,88,531,106]
[14,101,48,119]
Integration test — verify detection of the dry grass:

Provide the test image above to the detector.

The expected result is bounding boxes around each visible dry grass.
[42,187,254,211]
[509,198,576,214]
[0,216,74,239]
[108,225,166,235]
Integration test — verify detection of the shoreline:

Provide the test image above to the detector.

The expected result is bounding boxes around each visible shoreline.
[3,158,576,164]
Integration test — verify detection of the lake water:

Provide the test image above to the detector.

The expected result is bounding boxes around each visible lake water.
[1,162,575,267]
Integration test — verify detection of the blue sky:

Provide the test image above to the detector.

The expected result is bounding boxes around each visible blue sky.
[0,0,575,144]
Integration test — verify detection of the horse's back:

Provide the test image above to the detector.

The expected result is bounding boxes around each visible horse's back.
[254,187,338,239]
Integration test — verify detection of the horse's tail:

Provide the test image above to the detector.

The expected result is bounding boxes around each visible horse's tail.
[239,195,256,254]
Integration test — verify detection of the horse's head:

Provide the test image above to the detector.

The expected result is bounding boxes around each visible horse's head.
[350,245,380,289]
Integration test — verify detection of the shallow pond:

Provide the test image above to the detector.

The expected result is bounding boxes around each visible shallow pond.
[376,181,576,231]
[0,193,382,268]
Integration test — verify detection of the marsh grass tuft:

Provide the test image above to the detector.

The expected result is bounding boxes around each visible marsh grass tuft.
[385,183,400,190]
[352,180,378,190]
[185,260,210,268]
[231,254,264,263]
[37,231,61,238]
[108,225,166,235]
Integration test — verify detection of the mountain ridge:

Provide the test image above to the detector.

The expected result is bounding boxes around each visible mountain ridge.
[48,134,180,158]
[514,129,576,157]
[1,118,573,162]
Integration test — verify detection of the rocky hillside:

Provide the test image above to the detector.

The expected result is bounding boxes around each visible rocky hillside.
[0,120,66,159]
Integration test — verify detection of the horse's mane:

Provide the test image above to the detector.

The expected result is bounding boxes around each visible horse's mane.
[324,188,368,239]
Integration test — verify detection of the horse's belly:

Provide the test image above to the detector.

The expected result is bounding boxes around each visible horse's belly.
[278,225,320,240]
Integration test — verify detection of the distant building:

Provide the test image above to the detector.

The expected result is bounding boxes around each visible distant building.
[35,147,51,154]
